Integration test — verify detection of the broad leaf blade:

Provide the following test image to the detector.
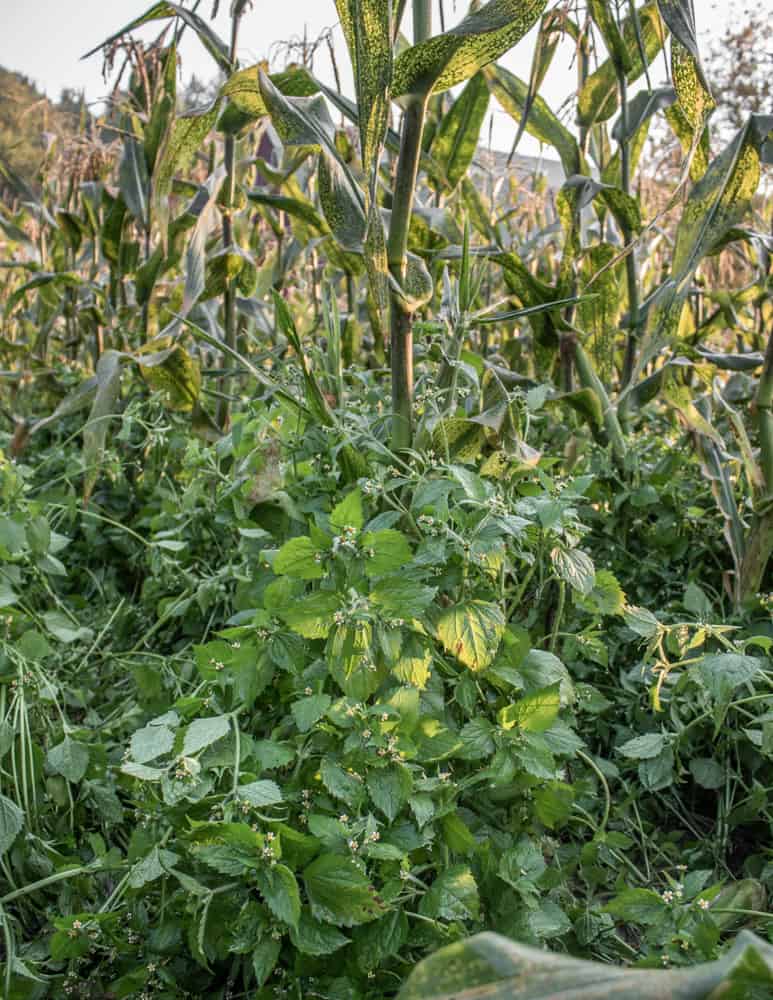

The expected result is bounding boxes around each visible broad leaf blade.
[577,3,666,127]
[397,929,773,999]
[393,0,546,97]
[430,73,490,192]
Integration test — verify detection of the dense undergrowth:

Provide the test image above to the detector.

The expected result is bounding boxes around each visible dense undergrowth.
[1,0,773,997]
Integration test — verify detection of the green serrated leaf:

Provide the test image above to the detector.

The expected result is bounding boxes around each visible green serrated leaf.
[304,853,385,926]
[436,600,505,672]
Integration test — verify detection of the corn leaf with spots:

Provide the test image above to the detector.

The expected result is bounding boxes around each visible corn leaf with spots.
[258,72,366,251]
[155,103,220,202]
[658,0,715,178]
[390,252,434,312]
[634,113,771,383]
[336,0,393,179]
[392,0,546,98]
[220,65,319,122]
[485,64,583,178]
[656,0,711,93]
[578,243,622,384]
[139,342,201,414]
[577,3,666,128]
[665,39,715,180]
[588,0,633,74]
[429,73,490,192]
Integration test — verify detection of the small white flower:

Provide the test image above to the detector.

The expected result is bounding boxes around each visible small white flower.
[698,898,710,910]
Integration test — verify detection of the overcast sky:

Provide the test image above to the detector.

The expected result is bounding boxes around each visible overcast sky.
[2,1,770,155]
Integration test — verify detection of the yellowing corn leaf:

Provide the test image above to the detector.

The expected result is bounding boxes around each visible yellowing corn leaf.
[393,0,546,98]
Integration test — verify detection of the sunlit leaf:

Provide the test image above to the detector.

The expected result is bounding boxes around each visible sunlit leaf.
[393,0,546,98]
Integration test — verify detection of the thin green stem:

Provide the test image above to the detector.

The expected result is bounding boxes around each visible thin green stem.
[616,70,641,402]
[574,342,627,465]
[756,330,773,494]
[388,95,428,451]
[387,2,432,451]
[0,864,127,906]
[217,9,244,430]
[413,0,432,42]
[576,749,611,833]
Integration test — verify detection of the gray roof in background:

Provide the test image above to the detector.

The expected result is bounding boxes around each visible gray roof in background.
[473,148,568,192]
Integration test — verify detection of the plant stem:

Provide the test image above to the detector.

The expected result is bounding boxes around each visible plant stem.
[388,94,429,451]
[577,24,590,156]
[616,69,640,405]
[574,342,627,465]
[756,330,773,494]
[737,333,773,604]
[576,749,611,833]
[386,2,433,450]
[413,0,432,42]
[216,9,244,430]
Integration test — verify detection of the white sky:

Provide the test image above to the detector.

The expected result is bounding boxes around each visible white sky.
[1,0,770,155]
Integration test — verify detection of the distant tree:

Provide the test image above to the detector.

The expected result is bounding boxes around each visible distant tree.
[0,68,89,194]
[0,68,51,191]
[642,2,773,191]
[706,4,773,138]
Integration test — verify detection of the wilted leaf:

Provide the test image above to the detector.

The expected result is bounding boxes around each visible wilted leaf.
[435,600,505,672]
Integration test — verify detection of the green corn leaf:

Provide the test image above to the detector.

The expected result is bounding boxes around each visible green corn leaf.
[336,0,392,178]
[220,65,319,122]
[83,2,231,73]
[588,0,633,74]
[485,64,583,177]
[144,42,177,171]
[638,114,772,371]
[119,136,150,231]
[430,73,490,192]
[393,0,546,98]
[577,3,666,127]
[181,168,225,315]
[258,71,366,250]
[506,9,567,162]
[665,39,715,180]
[83,350,125,503]
[611,86,676,145]
[398,929,773,999]
[155,103,220,203]
[246,190,330,234]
